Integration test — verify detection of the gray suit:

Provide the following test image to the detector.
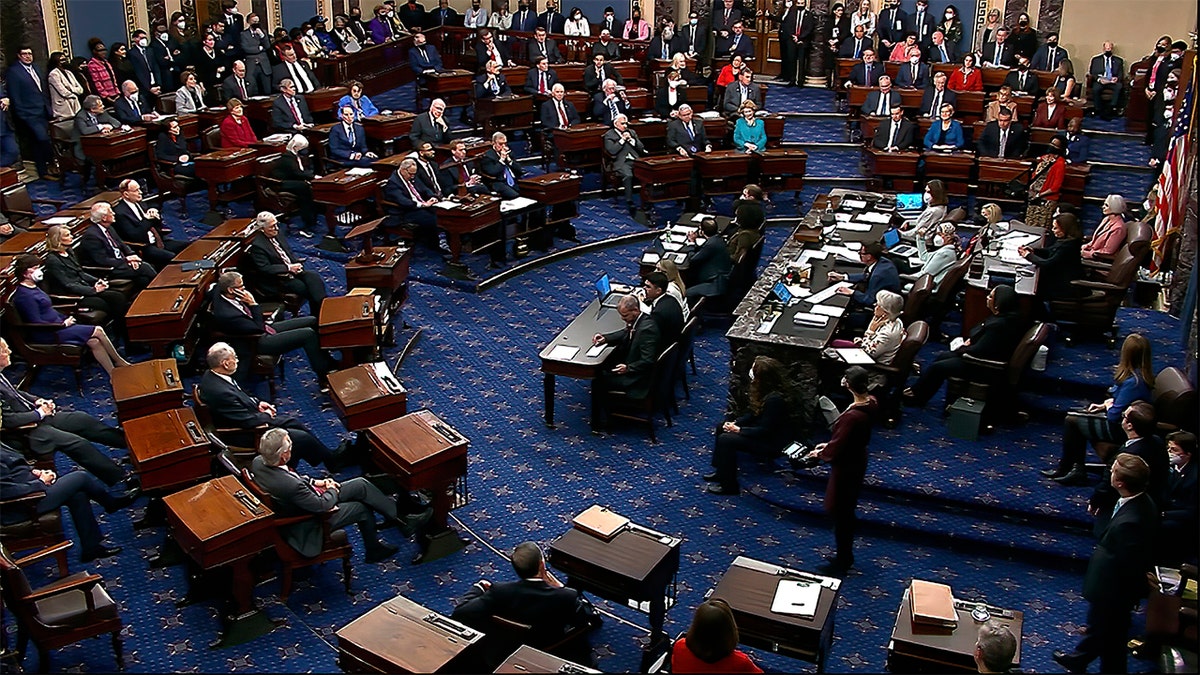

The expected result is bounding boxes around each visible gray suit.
[239,27,274,93]
[603,126,645,205]
[72,108,122,160]
[722,82,762,117]
[250,455,397,558]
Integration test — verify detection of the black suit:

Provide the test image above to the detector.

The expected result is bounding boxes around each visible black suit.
[129,44,164,93]
[909,309,1028,404]
[777,8,814,84]
[438,159,488,196]
[270,93,314,131]
[43,251,129,325]
[1004,68,1039,96]
[1089,436,1169,514]
[981,41,1016,68]
[540,98,580,131]
[666,118,708,155]
[197,369,337,467]
[974,121,1029,159]
[211,292,331,377]
[155,130,195,176]
[112,92,152,126]
[479,148,524,199]
[919,87,957,117]
[245,232,327,310]
[221,74,258,102]
[452,578,594,638]
[0,374,127,485]
[1088,53,1125,119]
[650,294,685,346]
[872,117,915,150]
[270,152,319,231]
[272,60,321,92]
[75,222,156,289]
[409,111,452,147]
[674,25,706,57]
[112,199,186,267]
[860,89,901,116]
[847,61,883,87]
[1023,236,1082,300]
[583,63,622,93]
[526,38,563,64]
[473,73,512,99]
[523,67,559,95]
[685,235,733,298]
[591,314,662,427]
[1160,461,1198,563]
[593,93,631,126]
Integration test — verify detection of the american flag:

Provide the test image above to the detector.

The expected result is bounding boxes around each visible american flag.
[1151,58,1196,275]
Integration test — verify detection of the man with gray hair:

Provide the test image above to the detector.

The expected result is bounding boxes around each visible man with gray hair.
[72,94,125,164]
[75,201,156,289]
[270,78,314,132]
[589,295,661,432]
[480,132,524,199]
[113,80,156,125]
[602,113,644,212]
[243,212,327,311]
[250,428,431,563]
[974,620,1017,673]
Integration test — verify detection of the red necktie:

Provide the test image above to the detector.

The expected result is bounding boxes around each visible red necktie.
[558,102,568,127]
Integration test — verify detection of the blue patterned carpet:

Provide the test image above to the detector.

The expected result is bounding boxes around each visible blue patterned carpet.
[4,80,1183,674]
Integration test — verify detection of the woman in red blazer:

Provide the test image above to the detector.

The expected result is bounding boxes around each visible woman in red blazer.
[1032,87,1068,129]
[948,52,983,91]
[219,98,259,148]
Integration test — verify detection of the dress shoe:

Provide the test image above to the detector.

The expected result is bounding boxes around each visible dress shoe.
[816,559,850,577]
[704,483,740,496]
[637,631,668,651]
[1052,650,1089,673]
[701,471,719,482]
[1053,465,1089,486]
[1040,465,1068,479]
[398,507,434,538]
[81,545,123,563]
[105,486,141,513]
[365,541,400,563]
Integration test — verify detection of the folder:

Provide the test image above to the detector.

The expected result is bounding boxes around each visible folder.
[572,505,629,541]
[910,579,958,628]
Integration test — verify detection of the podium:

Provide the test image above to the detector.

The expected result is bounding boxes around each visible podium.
[362,112,416,154]
[174,238,242,267]
[110,358,185,422]
[346,244,412,310]
[633,155,693,205]
[124,407,212,492]
[365,410,469,563]
[336,594,483,673]
[328,363,407,431]
[126,286,201,358]
[319,295,378,362]
[517,171,583,246]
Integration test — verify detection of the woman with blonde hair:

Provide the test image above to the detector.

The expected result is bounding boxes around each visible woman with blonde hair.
[43,225,129,337]
[655,258,690,319]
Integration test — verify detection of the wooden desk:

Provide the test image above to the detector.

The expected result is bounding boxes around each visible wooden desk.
[864,148,920,191]
[0,166,18,189]
[551,122,609,172]
[163,475,274,617]
[328,362,407,431]
[365,410,469,562]
[174,238,241,267]
[981,66,1011,90]
[696,149,753,195]
[425,69,474,108]
[0,231,46,255]
[1061,163,1090,208]
[110,358,185,422]
[346,245,412,311]
[976,157,1034,203]
[124,407,211,493]
[710,556,841,671]
[336,594,483,673]
[80,126,148,185]
[303,86,350,123]
[517,172,583,247]
[126,285,201,358]
[494,645,598,673]
[955,91,986,120]
[314,39,414,97]
[538,294,629,427]
[147,263,216,290]
[633,155,693,204]
[475,94,535,136]
[312,169,380,232]
[887,588,1023,673]
[434,195,503,268]
[921,151,975,195]
[319,295,378,360]
[201,218,259,242]
[548,525,681,638]
[194,148,258,209]
[630,118,668,153]
[362,112,416,154]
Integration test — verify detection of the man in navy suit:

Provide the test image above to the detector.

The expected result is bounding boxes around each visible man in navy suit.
[716,21,753,60]
[512,1,537,32]
[76,202,156,290]
[895,48,930,89]
[536,0,566,34]
[828,242,900,310]
[524,57,559,95]
[927,31,957,64]
[128,30,164,98]
[861,75,901,116]
[1160,431,1197,564]
[540,83,580,131]
[904,0,936,48]
[526,26,563,64]
[328,106,377,167]
[846,49,883,88]
[920,71,957,117]
[875,0,907,56]
[270,79,315,132]
[408,31,444,82]
[5,47,53,178]
[1032,33,1068,72]
[113,80,155,126]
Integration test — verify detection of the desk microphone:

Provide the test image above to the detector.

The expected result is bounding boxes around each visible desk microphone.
[172,295,184,311]
[164,368,176,385]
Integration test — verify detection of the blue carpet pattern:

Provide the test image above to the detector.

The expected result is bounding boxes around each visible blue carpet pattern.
[3,77,1182,675]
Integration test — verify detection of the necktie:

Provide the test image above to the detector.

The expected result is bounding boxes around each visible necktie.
[939,45,947,62]
[405,177,421,201]
[795,12,803,37]
[930,92,940,117]
[238,78,246,98]
[999,129,1007,158]
[662,42,668,59]
[27,66,42,91]
[235,299,275,333]
[346,124,354,143]
[460,165,469,182]
[129,96,139,114]
[995,45,1003,65]
[724,9,730,22]
[270,236,292,264]
[1111,500,1122,520]
[539,72,547,93]
[140,50,155,84]
[917,11,924,35]
[887,121,898,148]
[609,100,618,120]
[101,226,121,255]
[88,113,97,126]
[420,46,428,64]
[1150,57,1162,87]
[490,77,499,94]
[865,63,872,81]
[912,64,918,82]
[1020,72,1026,88]
[557,101,568,127]
[289,97,301,122]
[1104,57,1112,79]
[1048,47,1056,66]
[426,164,441,192]
[504,164,515,186]
[686,122,694,139]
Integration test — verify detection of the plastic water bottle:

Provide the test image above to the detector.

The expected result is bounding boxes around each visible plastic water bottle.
[1031,345,1048,372]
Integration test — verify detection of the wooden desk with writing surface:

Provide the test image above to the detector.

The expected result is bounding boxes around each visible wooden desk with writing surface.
[425,69,475,108]
[476,94,535,136]
[696,149,753,195]
[864,147,920,191]
[362,112,417,155]
[700,117,729,149]
[554,63,586,88]
[346,244,413,310]
[314,39,414,97]
[435,195,503,268]
[538,294,629,427]
[110,358,185,422]
[0,231,46,255]
[124,407,211,492]
[147,263,216,290]
[312,169,380,232]
[195,148,259,209]
[319,294,378,363]
[200,217,259,243]
[976,157,1034,204]
[551,122,609,172]
[494,645,598,673]
[517,171,583,246]
[303,86,350,124]
[80,126,148,185]
[0,166,17,189]
[710,556,841,671]
[174,237,242,268]
[953,90,985,120]
[847,86,874,117]
[336,594,483,673]
[613,61,641,85]
[1060,163,1090,208]
[981,66,1011,91]
[629,118,667,153]
[922,150,975,195]
[633,155,693,205]
[365,410,469,562]
[623,87,652,113]
[126,285,202,358]
[163,475,274,618]
[328,362,407,431]
[887,589,1023,673]
[548,524,681,639]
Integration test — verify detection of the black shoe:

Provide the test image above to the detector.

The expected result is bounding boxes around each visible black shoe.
[398,507,433,538]
[81,545,122,563]
[1040,465,1069,479]
[1052,650,1089,674]
[1053,465,1089,486]
[105,487,141,513]
[365,541,400,563]
[704,483,740,496]
[701,471,719,482]
[816,560,850,577]
[638,631,668,651]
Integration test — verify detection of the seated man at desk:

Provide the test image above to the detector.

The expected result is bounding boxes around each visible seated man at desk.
[251,429,430,564]
[684,218,733,300]
[112,178,188,268]
[212,271,333,381]
[72,95,129,164]
[590,295,661,432]
[667,104,712,156]
[593,79,632,126]
[845,48,883,88]
[271,78,316,132]
[439,140,488,196]
[1003,55,1039,96]
[222,60,259,101]
[328,105,378,168]
[383,158,446,252]
[272,45,322,93]
[479,132,525,199]
[722,68,763,119]
[872,105,916,151]
[76,202,157,290]
[716,21,754,61]
[583,52,623,93]
[975,106,1029,159]
[827,241,900,314]
[919,71,957,118]
[474,60,512,100]
[410,98,452,147]
[113,80,156,125]
[603,114,646,212]
[541,83,580,132]
[894,47,930,89]
[245,212,328,312]
[452,540,601,637]
[526,26,564,64]
[592,28,623,60]
[861,74,901,117]
[524,56,560,95]
[200,342,349,469]
[408,31,445,82]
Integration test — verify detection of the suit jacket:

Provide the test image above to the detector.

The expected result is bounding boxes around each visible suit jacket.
[438,159,486,196]
[666,118,708,154]
[674,25,706,55]
[0,373,44,429]
[5,64,50,121]
[1003,68,1039,95]
[272,60,322,91]
[962,312,1027,361]
[272,151,316,183]
[250,455,337,557]
[603,127,645,171]
[246,232,300,295]
[72,108,122,160]
[368,17,399,43]
[839,37,870,59]
[536,10,566,33]
[511,8,538,32]
[650,294,685,346]
[76,222,135,270]
[927,40,958,64]
[1057,131,1090,164]
[112,93,152,126]
[408,43,445,72]
[239,29,273,76]
[44,251,100,297]
[451,579,589,637]
[221,74,258,101]
[0,446,44,506]
[426,6,461,27]
[716,33,753,60]
[1031,44,1068,72]
[1163,461,1198,529]
[981,41,1016,68]
[409,111,451,146]
[601,314,661,398]
[526,38,563,64]
[540,98,580,130]
[848,61,883,87]
[875,6,907,46]
[1083,492,1158,606]
[647,36,676,61]
[860,89,901,116]
[688,235,733,286]
[903,10,936,44]
[129,45,164,92]
[383,170,436,211]
[1088,53,1125,82]
[412,158,448,197]
[919,87,957,116]
[479,148,525,183]
[778,7,816,42]
[328,122,369,160]
[591,40,622,60]
[198,368,272,428]
[473,73,512,99]
[847,257,900,306]
[895,62,930,89]
[1090,436,1169,512]
[583,63,622,92]
[1032,102,1067,129]
[524,67,560,95]
[211,292,270,337]
[112,199,167,249]
[872,117,915,150]
[655,83,688,117]
[475,40,511,68]
[975,121,1029,158]
[270,94,314,131]
[192,48,227,89]
[593,93,631,125]
[722,82,763,116]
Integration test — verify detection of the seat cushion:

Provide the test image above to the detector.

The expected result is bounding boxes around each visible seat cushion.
[34,577,119,626]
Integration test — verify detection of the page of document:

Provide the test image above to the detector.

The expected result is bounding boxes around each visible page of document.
[838,221,872,232]
[808,282,852,305]
[810,304,846,317]
[586,344,606,358]
[549,345,580,360]
[641,252,661,264]
[771,579,820,617]
[346,167,374,176]
[433,200,459,209]
[756,312,782,334]
[662,241,684,252]
[841,198,868,210]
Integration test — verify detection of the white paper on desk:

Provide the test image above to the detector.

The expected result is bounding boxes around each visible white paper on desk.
[673,223,698,234]
[809,282,852,305]
[264,133,290,142]
[792,312,830,327]
[798,249,830,264]
[501,196,538,212]
[433,200,459,209]
[835,347,875,364]
[690,213,715,223]
[834,212,851,223]
[586,344,606,358]
[825,246,862,263]
[844,241,862,251]
[997,231,1039,247]
[42,216,74,225]
[811,304,846,318]
[839,221,872,232]
[841,198,868,210]
[855,211,892,224]
[346,167,374,176]
[756,313,781,334]
[549,345,580,360]
[771,580,820,617]
[662,241,684,252]
[697,110,722,119]
[671,252,687,264]
[785,283,810,298]
[641,252,661,264]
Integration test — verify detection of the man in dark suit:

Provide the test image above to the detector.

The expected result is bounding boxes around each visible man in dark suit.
[512,1,537,32]
[212,271,333,380]
[536,0,565,34]
[919,71,957,117]
[76,202,156,290]
[1085,402,1168,507]
[875,0,907,56]
[666,104,711,156]
[250,429,429,564]
[219,0,245,40]
[272,46,321,92]
[479,132,524,199]
[590,295,662,431]
[872,105,915,151]
[676,13,706,60]
[603,115,645,211]
[112,179,187,268]
[426,0,461,28]
[270,79,315,132]
[129,30,165,98]
[1088,41,1125,121]
[722,68,763,118]
[895,49,930,89]
[643,272,684,346]
[1054,454,1159,674]
[112,80,155,126]
[239,15,273,93]
[1004,56,1039,96]
[975,107,1029,158]
[711,0,741,53]
[1056,116,1091,164]
[439,140,488,196]
[6,47,53,178]
[524,57,560,95]
[774,2,815,87]
[829,241,901,310]
[927,31,957,64]
[846,49,883,88]
[0,339,133,489]
[408,31,445,82]
[981,29,1016,68]
[591,29,622,60]
[452,541,600,637]
[684,218,733,299]
[540,83,580,133]
[526,26,563,64]
[839,24,869,59]
[151,23,184,90]
[222,60,258,101]
[593,80,631,126]
[410,141,447,197]
[717,21,753,60]
[1031,33,1068,72]
[861,75,901,116]
[582,53,623,93]
[597,7,619,37]
[903,0,935,48]
[475,28,513,70]
[1160,431,1197,564]
[200,342,346,468]
[383,159,443,249]
[244,212,327,311]
[397,0,426,32]
[328,106,377,167]
[474,60,512,99]
[410,98,452,147]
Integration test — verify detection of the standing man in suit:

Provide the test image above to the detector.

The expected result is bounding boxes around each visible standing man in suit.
[76,202,156,290]
[776,0,814,87]
[273,46,321,93]
[474,60,512,99]
[1054,454,1158,674]
[512,1,538,33]
[1089,41,1125,121]
[479,132,524,199]
[676,12,706,62]
[904,0,935,49]
[129,30,164,99]
[524,56,559,95]
[839,23,869,59]
[244,212,327,311]
[270,79,315,132]
[0,339,133,489]
[895,48,930,89]
[597,6,619,37]
[113,80,156,126]
[590,295,662,431]
[976,107,1029,158]
[537,0,566,34]
[829,242,900,311]
[112,179,186,267]
[251,429,430,564]
[5,47,53,179]
[240,13,273,94]
[1004,56,1039,96]
[1032,33,1068,72]
[439,140,487,196]
[685,218,733,299]
[642,272,684,345]
[222,60,258,101]
[667,104,711,156]
[1082,401,1168,503]
[583,53,622,93]
[591,29,622,60]
[723,68,763,118]
[427,0,461,28]
[712,0,741,53]
[718,21,753,61]
[328,106,377,167]
[927,31,956,64]
[861,75,900,116]
[527,26,563,64]
[409,98,451,147]
[150,22,183,89]
[920,71,956,117]
[1057,116,1091,164]
[593,79,631,126]
[876,0,907,56]
[604,115,645,212]
[219,0,244,42]
[982,29,1015,68]
[873,105,915,151]
[212,272,333,380]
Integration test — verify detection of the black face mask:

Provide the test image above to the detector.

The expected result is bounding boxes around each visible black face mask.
[1104,50,1112,57]
[1047,40,1057,46]
[1156,44,1167,53]
[1018,19,1028,26]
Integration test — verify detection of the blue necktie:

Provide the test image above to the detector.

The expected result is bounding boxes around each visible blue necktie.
[504,166,515,186]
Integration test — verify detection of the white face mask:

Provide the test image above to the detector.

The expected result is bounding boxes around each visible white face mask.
[910,57,920,65]
[923,191,931,204]
[933,234,946,247]
[748,368,755,381]
[158,32,169,41]
[138,38,149,47]
[306,29,314,36]
[31,269,44,282]
[176,21,186,29]
[785,1,793,7]
[690,18,698,25]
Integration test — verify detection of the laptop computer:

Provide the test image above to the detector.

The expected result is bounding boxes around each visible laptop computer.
[895,192,924,212]
[882,228,918,258]
[595,274,624,308]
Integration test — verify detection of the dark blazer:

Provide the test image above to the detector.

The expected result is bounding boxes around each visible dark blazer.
[327,122,369,160]
[272,151,316,184]
[1024,236,1082,299]
[409,111,451,146]
[981,41,1016,68]
[524,67,560,95]
[197,368,272,428]
[1090,436,1169,513]
[129,45,164,92]
[847,257,901,306]
[1083,492,1158,606]
[601,314,661,399]
[732,391,791,453]
[778,7,816,43]
[0,446,43,504]
[112,199,167,249]
[271,60,322,90]
[1057,130,1090,164]
[246,232,299,295]
[76,222,135,270]
[1003,68,1039,95]
[193,48,227,89]
[1031,44,1068,72]
[655,84,689,118]
[1162,461,1198,532]
[412,158,448,197]
[962,311,1027,361]
[221,74,259,101]
[688,235,733,287]
[526,38,563,64]
[716,33,753,60]
[426,6,461,27]
[270,94,314,131]
[603,127,645,172]
[903,9,936,45]
[582,63,622,92]
[674,25,706,55]
[647,36,676,61]
[927,40,958,64]
[72,108,122,160]
[211,293,268,336]
[875,6,907,46]
[536,10,566,33]
[540,98,580,130]
[475,40,512,66]
[473,73,512,99]
[860,89,901,116]
[112,92,152,125]
[974,121,1029,158]
[383,170,436,211]
[0,374,44,428]
[839,37,870,59]
[817,398,877,512]
[895,62,931,89]
[511,8,538,32]
[650,293,685,346]
[250,455,336,557]
[5,63,50,121]
[408,43,445,72]
[666,117,709,155]
[919,87,957,116]
[592,92,631,125]
[723,81,763,116]
[438,159,487,196]
[872,117,916,150]
[451,579,590,637]
[479,148,525,183]
[1088,53,1125,82]
[44,251,100,297]
[848,61,884,87]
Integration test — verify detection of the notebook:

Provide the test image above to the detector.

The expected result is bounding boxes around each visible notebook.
[910,579,958,627]
[572,505,630,541]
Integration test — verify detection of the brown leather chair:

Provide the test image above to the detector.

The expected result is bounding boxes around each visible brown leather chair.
[50,121,87,190]
[606,342,678,443]
[900,274,935,326]
[867,320,930,428]
[253,154,301,220]
[147,141,205,218]
[0,492,70,578]
[2,293,87,392]
[0,184,65,229]
[950,321,1055,427]
[202,125,224,152]
[0,543,124,672]
[1050,220,1152,345]
[191,384,267,467]
[923,252,975,335]
[1152,367,1197,434]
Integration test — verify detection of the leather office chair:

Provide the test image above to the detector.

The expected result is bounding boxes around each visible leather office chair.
[253,154,301,221]
[949,321,1055,428]
[923,252,974,336]
[475,614,592,671]
[0,184,65,230]
[50,121,87,190]
[2,293,87,392]
[202,125,224,152]
[0,543,125,672]
[191,384,268,466]
[607,342,678,443]
[1050,219,1152,345]
[147,141,205,218]
[867,320,930,428]
[373,182,417,243]
[1152,366,1197,434]
[900,274,934,326]
[0,491,70,578]
[672,314,701,405]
